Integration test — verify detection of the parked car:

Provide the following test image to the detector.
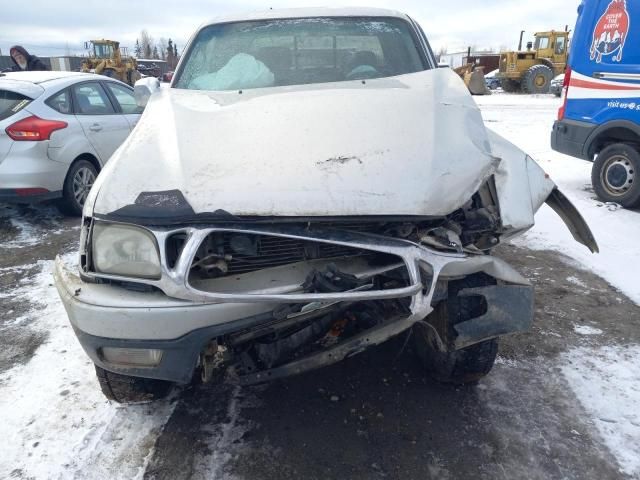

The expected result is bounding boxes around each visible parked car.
[550,74,564,97]
[162,71,174,83]
[552,0,639,207]
[485,69,501,90]
[54,7,597,403]
[0,71,143,214]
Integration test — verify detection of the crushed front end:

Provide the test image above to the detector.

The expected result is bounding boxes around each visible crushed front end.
[55,180,543,386]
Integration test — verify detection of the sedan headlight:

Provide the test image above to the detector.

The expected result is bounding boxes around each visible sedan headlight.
[92,223,161,279]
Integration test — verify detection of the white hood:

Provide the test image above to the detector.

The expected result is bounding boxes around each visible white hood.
[92,69,500,218]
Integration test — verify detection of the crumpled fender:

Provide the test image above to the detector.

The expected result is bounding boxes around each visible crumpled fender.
[487,128,598,253]
[544,188,599,253]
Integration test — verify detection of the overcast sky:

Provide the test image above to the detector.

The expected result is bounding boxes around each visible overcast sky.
[1,0,581,58]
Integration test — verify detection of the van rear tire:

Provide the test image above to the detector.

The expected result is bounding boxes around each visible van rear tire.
[592,143,640,208]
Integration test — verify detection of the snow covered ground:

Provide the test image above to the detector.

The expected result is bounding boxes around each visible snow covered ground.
[476,94,640,304]
[0,256,176,480]
[562,346,640,477]
[476,93,640,478]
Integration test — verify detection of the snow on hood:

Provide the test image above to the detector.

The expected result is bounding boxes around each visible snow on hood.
[92,69,500,218]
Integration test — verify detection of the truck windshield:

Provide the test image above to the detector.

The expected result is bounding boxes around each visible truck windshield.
[174,17,427,91]
[0,90,32,121]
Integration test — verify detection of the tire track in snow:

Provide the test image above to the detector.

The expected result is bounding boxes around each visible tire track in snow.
[144,383,259,480]
[562,346,640,478]
[0,258,176,480]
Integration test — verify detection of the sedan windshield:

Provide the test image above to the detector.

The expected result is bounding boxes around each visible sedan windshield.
[174,17,427,91]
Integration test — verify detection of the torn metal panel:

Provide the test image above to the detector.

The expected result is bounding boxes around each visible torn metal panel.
[453,285,534,350]
[235,314,418,385]
[488,128,555,232]
[545,188,599,253]
[439,255,530,286]
[487,128,597,252]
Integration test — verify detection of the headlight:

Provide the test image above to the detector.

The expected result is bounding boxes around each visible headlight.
[92,223,161,279]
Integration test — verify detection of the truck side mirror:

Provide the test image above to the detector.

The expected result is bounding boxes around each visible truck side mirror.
[134,77,161,108]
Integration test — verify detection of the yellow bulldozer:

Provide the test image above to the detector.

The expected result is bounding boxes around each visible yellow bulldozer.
[497,29,569,93]
[81,40,140,86]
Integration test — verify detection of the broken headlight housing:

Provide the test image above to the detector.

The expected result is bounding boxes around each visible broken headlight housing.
[92,222,161,279]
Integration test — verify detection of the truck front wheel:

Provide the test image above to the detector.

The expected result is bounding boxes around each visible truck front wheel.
[95,365,173,403]
[412,274,499,385]
[592,143,640,208]
[413,309,498,385]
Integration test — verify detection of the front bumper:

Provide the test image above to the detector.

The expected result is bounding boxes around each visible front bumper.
[551,119,597,161]
[54,226,533,384]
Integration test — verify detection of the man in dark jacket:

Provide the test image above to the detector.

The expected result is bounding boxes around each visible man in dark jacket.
[9,45,50,71]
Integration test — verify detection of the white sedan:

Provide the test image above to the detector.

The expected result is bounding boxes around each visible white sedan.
[0,71,142,215]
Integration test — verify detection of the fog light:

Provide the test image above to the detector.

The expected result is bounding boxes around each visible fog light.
[100,347,163,367]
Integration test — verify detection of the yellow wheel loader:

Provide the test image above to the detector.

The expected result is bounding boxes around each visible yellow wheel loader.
[81,40,141,86]
[497,30,569,94]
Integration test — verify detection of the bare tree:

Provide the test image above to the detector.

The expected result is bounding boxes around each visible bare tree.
[139,29,153,59]
[436,45,448,62]
[158,38,167,61]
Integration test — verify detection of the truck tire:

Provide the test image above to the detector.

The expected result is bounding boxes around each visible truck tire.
[591,143,640,208]
[412,273,498,385]
[523,64,553,94]
[95,365,172,403]
[500,78,520,93]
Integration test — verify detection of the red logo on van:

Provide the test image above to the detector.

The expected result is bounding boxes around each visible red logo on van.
[590,0,630,63]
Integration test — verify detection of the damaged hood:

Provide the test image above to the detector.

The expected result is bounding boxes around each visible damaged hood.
[91,69,500,218]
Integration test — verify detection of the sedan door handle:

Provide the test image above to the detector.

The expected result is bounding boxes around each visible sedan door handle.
[89,124,102,132]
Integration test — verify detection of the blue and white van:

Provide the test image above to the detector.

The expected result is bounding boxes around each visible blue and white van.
[551,0,639,207]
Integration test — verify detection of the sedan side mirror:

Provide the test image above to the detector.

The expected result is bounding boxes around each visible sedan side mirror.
[134,77,161,108]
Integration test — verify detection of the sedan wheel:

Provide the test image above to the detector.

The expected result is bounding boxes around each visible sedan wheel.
[73,166,96,206]
[59,159,98,216]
